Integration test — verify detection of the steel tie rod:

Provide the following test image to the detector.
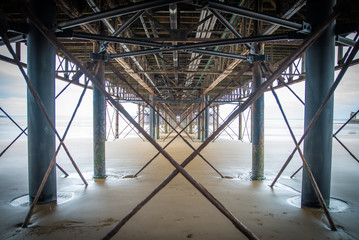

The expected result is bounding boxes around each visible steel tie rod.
[291,108,359,178]
[0,25,89,228]
[0,24,87,185]
[117,65,250,178]
[270,37,359,188]
[21,6,261,238]
[20,2,341,238]
[101,8,340,237]
[270,86,336,230]
[109,62,242,178]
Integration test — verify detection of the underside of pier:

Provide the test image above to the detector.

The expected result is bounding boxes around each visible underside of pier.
[0,0,358,239]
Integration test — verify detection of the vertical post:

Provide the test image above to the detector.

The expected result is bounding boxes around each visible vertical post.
[115,107,119,139]
[204,95,209,140]
[201,100,205,142]
[197,110,201,140]
[164,111,168,134]
[27,0,57,203]
[251,61,265,180]
[302,0,335,208]
[239,104,243,140]
[93,60,106,179]
[16,42,21,60]
[138,104,141,134]
[64,58,69,79]
[189,111,193,134]
[141,104,145,129]
[216,105,219,130]
[212,106,216,132]
[149,96,155,138]
[301,53,306,73]
[337,46,343,65]
[288,63,293,81]
[156,104,160,139]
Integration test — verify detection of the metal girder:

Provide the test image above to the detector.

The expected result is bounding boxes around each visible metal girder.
[0,54,92,89]
[209,8,252,50]
[57,0,185,29]
[207,0,304,31]
[336,35,357,47]
[85,0,159,95]
[100,10,145,52]
[0,34,26,46]
[100,9,342,237]
[270,26,358,234]
[190,49,267,62]
[89,32,300,60]
[202,0,307,96]
[57,31,164,48]
[169,3,179,83]
[55,0,156,96]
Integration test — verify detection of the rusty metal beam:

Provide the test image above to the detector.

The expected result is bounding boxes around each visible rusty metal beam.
[0,25,88,229]
[54,0,155,96]
[270,29,358,195]
[20,1,341,237]
[21,5,259,239]
[270,86,336,230]
[109,62,225,178]
[202,0,307,96]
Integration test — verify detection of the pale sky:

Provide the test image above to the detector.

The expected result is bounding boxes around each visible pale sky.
[0,43,358,121]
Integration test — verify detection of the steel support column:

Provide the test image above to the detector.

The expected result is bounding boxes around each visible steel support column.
[93,61,106,179]
[149,96,155,138]
[156,104,160,139]
[204,95,209,140]
[197,111,201,140]
[138,104,141,132]
[115,108,119,139]
[142,105,145,129]
[212,107,216,132]
[201,101,205,142]
[302,0,335,208]
[164,111,168,134]
[239,106,243,140]
[189,111,193,134]
[251,62,265,180]
[27,0,56,203]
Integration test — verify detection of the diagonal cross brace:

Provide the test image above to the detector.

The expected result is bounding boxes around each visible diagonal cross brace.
[22,77,91,227]
[101,9,341,239]
[0,25,87,186]
[21,5,260,239]
[270,87,336,230]
[0,107,71,176]
[270,37,359,188]
[292,108,359,177]
[109,62,241,178]
[115,65,250,178]
[212,105,240,141]
[20,2,341,238]
[102,10,340,234]
[0,26,89,228]
[164,109,195,141]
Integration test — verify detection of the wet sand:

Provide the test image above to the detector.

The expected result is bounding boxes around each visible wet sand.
[0,134,358,240]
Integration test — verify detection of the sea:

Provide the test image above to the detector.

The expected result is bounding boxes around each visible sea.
[0,115,358,144]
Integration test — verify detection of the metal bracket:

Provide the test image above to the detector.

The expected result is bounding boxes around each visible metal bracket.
[246,54,267,63]
[90,52,109,61]
[299,21,312,34]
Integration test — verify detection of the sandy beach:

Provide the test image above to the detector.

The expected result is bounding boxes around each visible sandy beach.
[0,133,358,240]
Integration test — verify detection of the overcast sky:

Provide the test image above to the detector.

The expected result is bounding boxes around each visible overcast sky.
[0,43,358,121]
